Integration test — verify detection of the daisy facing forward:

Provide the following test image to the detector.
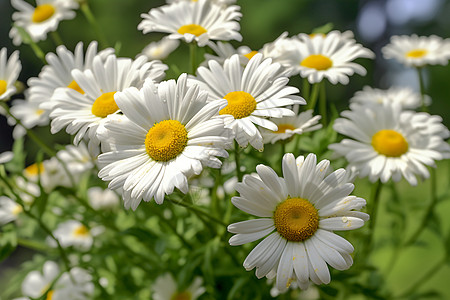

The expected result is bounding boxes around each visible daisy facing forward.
[190,53,305,150]
[0,48,21,101]
[98,74,232,210]
[329,102,450,185]
[382,34,450,67]
[228,153,368,291]
[9,0,79,46]
[138,0,242,46]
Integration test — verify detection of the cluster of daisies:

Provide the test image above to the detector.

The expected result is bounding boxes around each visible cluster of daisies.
[1,0,450,299]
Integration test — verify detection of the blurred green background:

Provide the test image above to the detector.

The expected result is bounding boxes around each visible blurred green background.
[1,0,450,299]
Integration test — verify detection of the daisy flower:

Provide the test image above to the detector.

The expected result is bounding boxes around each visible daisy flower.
[382,34,450,67]
[153,273,206,300]
[87,187,120,210]
[0,48,22,101]
[0,151,14,164]
[349,85,422,109]
[270,31,374,84]
[203,41,257,66]
[0,196,22,225]
[29,41,114,112]
[261,107,322,144]
[138,0,242,47]
[97,74,232,210]
[189,53,305,150]
[56,142,95,175]
[139,37,180,60]
[329,102,450,185]
[166,0,237,6]
[49,54,168,154]
[9,0,79,46]
[8,94,49,139]
[23,158,73,192]
[228,153,368,291]
[21,261,59,299]
[49,220,93,250]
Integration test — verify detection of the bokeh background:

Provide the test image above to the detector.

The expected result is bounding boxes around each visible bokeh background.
[1,0,450,298]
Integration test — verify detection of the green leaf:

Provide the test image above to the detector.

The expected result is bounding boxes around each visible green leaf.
[4,137,25,174]
[311,23,334,34]
[0,224,17,262]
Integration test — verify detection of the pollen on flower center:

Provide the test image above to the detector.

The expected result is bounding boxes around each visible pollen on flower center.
[0,80,7,95]
[177,24,207,37]
[32,4,56,23]
[406,49,428,58]
[301,54,333,70]
[219,91,257,119]
[275,124,296,133]
[372,129,409,157]
[145,120,188,162]
[171,291,192,300]
[273,197,319,242]
[91,91,119,118]
[244,51,258,60]
[73,224,89,237]
[67,80,85,94]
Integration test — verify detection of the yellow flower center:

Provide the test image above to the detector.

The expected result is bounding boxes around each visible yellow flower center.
[12,204,23,216]
[24,163,45,176]
[67,80,84,94]
[406,49,428,58]
[273,198,319,242]
[73,224,89,237]
[219,91,257,119]
[243,51,258,60]
[275,124,296,133]
[32,4,55,23]
[145,120,188,162]
[371,129,409,157]
[171,291,192,300]
[46,290,54,300]
[309,33,326,38]
[301,54,333,70]
[177,24,207,37]
[0,80,7,95]
[91,91,119,118]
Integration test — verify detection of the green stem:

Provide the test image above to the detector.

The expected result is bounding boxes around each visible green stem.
[365,180,383,260]
[189,42,197,74]
[302,79,310,101]
[50,31,64,46]
[14,25,46,63]
[404,168,437,246]
[416,67,427,112]
[80,1,109,48]
[319,80,327,126]
[306,82,321,111]
[155,209,193,250]
[234,141,243,182]
[166,198,228,227]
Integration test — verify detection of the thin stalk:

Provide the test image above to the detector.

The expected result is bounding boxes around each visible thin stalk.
[154,209,193,250]
[306,82,321,111]
[365,180,383,259]
[319,80,327,126]
[416,67,427,112]
[80,1,109,48]
[189,42,197,74]
[14,25,46,63]
[234,141,243,182]
[50,31,64,46]
[302,79,310,101]
[166,198,228,227]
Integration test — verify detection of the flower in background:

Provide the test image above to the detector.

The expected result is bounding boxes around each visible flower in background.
[138,0,242,47]
[382,34,450,67]
[9,0,79,46]
[49,220,94,250]
[153,273,206,300]
[87,187,119,210]
[0,151,14,164]
[190,53,305,150]
[349,85,423,110]
[139,37,180,61]
[228,153,368,291]
[203,41,257,66]
[267,31,374,84]
[0,196,22,225]
[97,74,232,210]
[0,48,21,101]
[261,108,322,144]
[166,0,237,6]
[49,54,167,154]
[20,261,59,299]
[329,102,450,185]
[56,142,95,174]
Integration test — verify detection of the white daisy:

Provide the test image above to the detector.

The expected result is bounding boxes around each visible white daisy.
[56,142,95,175]
[49,220,93,250]
[139,37,180,60]
[0,196,22,225]
[9,0,79,46]
[29,41,114,112]
[97,74,232,210]
[268,31,374,84]
[8,94,49,139]
[0,48,21,101]
[203,41,256,66]
[0,151,14,164]
[349,85,422,109]
[138,0,242,47]
[49,54,168,154]
[153,273,206,300]
[87,186,119,210]
[189,53,305,150]
[166,0,237,6]
[261,108,322,144]
[329,102,450,185]
[228,153,368,291]
[382,34,450,67]
[21,261,59,299]
[23,158,73,192]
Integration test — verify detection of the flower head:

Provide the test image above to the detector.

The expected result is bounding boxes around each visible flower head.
[49,220,94,250]
[153,273,206,300]
[0,196,22,225]
[0,47,21,101]
[228,153,368,291]
[139,37,180,60]
[349,85,423,110]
